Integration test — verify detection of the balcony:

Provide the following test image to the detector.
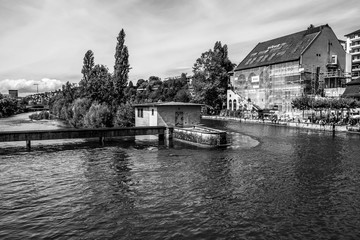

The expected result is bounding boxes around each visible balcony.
[353,58,360,63]
[351,50,360,55]
[323,71,344,78]
[350,35,360,41]
[350,42,360,49]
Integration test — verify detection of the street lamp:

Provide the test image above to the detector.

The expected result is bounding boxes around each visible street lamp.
[33,83,39,94]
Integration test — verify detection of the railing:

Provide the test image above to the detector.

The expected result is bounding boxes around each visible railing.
[0,126,173,150]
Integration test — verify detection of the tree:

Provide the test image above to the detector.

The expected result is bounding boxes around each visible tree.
[192,41,235,110]
[80,50,95,90]
[174,89,191,102]
[113,29,131,104]
[69,98,92,128]
[84,102,113,128]
[86,64,113,103]
[113,102,135,127]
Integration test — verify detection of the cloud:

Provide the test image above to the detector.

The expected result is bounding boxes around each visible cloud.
[0,78,63,96]
[1,0,359,86]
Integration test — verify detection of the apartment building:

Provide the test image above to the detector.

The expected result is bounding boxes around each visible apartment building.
[345,29,360,80]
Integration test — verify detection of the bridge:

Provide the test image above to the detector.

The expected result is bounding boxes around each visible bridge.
[0,126,173,150]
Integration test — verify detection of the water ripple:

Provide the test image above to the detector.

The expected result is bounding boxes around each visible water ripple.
[1,120,360,239]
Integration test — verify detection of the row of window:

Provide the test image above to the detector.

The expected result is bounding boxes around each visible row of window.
[137,108,155,118]
[228,100,237,110]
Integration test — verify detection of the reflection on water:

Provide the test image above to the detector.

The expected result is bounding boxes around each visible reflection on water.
[1,118,360,239]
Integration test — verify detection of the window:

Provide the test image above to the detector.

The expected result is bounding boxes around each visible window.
[152,109,154,116]
[229,100,232,110]
[137,108,143,118]
[233,100,237,110]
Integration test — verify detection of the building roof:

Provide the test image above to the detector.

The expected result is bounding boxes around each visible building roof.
[344,29,360,37]
[342,77,360,98]
[346,77,360,86]
[235,25,330,71]
[133,101,203,107]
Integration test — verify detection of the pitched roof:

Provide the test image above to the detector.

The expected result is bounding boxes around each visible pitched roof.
[346,77,360,86]
[235,25,329,71]
[342,77,360,98]
[133,102,203,107]
[344,29,360,37]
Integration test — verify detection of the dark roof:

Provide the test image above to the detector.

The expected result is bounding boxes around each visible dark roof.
[133,102,203,107]
[344,29,360,37]
[235,25,329,71]
[346,77,360,86]
[342,78,360,98]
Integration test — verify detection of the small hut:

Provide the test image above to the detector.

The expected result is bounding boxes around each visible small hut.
[133,102,203,127]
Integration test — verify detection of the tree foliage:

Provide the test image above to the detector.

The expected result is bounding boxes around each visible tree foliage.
[84,64,115,104]
[113,102,135,127]
[84,102,113,128]
[80,50,95,90]
[292,95,360,111]
[113,29,130,104]
[192,41,235,110]
[0,97,19,117]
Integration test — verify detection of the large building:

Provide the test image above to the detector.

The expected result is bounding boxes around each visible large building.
[345,29,360,80]
[228,24,347,115]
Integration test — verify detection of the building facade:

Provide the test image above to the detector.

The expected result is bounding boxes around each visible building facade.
[345,29,360,80]
[228,24,347,116]
[134,102,203,127]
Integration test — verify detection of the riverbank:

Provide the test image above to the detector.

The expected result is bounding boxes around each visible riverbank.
[0,112,69,131]
[202,115,360,134]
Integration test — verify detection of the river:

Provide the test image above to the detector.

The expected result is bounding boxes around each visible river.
[1,114,360,239]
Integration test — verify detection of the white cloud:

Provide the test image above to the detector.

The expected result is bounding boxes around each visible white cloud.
[0,0,359,84]
[0,78,63,96]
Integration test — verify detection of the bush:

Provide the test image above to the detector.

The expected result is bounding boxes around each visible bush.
[113,102,135,127]
[29,111,51,120]
[69,98,92,128]
[0,98,19,117]
[84,102,113,128]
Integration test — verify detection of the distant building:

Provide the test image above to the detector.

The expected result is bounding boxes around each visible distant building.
[228,24,347,115]
[345,29,360,80]
[8,90,18,98]
[133,102,203,127]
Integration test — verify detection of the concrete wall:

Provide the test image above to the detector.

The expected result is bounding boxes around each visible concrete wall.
[135,107,150,127]
[174,127,227,146]
[149,107,157,126]
[157,105,201,127]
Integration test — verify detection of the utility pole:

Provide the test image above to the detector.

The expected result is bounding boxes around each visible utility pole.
[33,83,39,94]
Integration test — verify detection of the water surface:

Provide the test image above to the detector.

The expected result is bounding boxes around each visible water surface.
[1,118,360,239]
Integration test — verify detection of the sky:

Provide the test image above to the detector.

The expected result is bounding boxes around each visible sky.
[0,0,359,96]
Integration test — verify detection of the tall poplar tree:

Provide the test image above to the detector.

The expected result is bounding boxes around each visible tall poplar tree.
[79,50,95,97]
[80,50,95,84]
[113,29,130,104]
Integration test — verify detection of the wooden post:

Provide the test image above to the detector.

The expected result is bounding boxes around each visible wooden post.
[26,140,31,151]
[166,127,174,148]
[99,137,105,146]
[158,131,165,145]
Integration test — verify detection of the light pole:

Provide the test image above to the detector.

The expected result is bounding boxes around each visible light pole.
[33,83,39,94]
